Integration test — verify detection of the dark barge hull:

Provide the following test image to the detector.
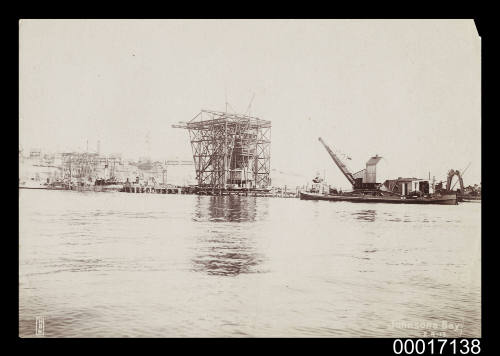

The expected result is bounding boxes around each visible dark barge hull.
[19,186,48,190]
[458,195,481,203]
[299,192,457,205]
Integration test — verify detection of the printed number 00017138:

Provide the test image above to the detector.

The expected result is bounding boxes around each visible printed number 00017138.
[393,339,481,355]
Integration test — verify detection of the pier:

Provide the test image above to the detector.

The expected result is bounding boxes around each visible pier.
[121,185,186,194]
[120,185,299,198]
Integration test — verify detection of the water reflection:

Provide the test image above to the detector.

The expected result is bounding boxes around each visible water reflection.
[191,196,266,276]
[353,209,377,222]
[19,190,481,337]
[191,235,264,276]
[193,195,258,222]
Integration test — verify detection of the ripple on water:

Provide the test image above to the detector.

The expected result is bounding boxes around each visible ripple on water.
[19,190,481,337]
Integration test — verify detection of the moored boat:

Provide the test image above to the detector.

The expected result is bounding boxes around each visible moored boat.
[94,178,123,192]
[459,195,481,203]
[19,179,49,190]
[299,191,457,205]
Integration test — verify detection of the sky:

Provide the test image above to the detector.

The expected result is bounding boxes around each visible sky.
[19,19,481,189]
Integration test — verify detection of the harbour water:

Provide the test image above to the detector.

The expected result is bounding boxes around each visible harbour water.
[19,189,481,337]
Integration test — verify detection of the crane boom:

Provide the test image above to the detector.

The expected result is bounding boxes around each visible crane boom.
[318,137,355,186]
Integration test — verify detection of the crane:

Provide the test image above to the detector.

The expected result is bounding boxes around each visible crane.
[446,169,465,192]
[450,162,471,191]
[318,137,356,187]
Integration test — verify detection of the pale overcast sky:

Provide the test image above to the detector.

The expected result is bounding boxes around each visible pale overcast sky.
[19,19,481,188]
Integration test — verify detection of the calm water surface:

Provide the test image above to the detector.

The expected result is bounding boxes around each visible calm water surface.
[19,189,481,337]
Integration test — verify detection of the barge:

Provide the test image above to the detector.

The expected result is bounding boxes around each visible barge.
[300,191,457,205]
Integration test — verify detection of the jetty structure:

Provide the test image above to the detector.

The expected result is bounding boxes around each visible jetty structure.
[60,152,122,190]
[173,110,271,195]
[300,137,457,205]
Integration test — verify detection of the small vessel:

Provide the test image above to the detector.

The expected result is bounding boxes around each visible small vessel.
[442,168,481,203]
[19,178,48,190]
[300,191,457,205]
[459,195,481,203]
[94,178,123,192]
[47,180,70,190]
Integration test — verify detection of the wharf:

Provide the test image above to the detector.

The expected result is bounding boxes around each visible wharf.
[122,185,189,194]
[121,185,298,198]
[33,181,299,198]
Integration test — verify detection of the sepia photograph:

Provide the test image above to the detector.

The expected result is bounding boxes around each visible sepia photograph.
[19,19,481,339]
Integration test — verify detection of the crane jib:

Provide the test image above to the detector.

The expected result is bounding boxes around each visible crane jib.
[318,137,355,186]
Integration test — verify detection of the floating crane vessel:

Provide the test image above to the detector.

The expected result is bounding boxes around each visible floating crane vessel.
[299,138,457,205]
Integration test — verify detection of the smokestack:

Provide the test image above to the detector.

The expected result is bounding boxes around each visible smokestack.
[97,140,101,155]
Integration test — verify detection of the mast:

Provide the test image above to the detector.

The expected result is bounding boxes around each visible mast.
[318,137,355,187]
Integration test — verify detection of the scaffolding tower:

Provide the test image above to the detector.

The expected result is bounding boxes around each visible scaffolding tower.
[61,152,121,183]
[173,110,271,191]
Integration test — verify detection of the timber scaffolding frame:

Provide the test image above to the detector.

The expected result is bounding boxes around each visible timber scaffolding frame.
[61,152,121,182]
[173,110,271,193]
